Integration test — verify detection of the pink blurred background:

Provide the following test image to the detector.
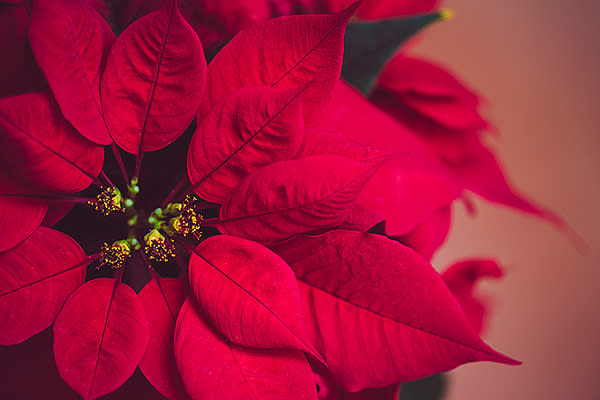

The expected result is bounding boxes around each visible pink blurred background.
[412,0,600,399]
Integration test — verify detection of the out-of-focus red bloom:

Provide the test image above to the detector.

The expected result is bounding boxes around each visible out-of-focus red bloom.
[0,1,520,399]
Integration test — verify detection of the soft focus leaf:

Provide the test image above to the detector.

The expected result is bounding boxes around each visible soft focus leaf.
[54,278,150,400]
[102,3,207,153]
[29,0,115,145]
[442,259,504,335]
[0,227,87,345]
[342,12,445,94]
[0,173,48,252]
[188,86,304,203]
[372,55,490,132]
[0,92,104,193]
[395,206,451,261]
[200,3,359,121]
[324,0,440,19]
[313,81,460,235]
[219,155,386,244]
[139,277,189,400]
[273,230,518,391]
[174,299,319,400]
[189,235,321,359]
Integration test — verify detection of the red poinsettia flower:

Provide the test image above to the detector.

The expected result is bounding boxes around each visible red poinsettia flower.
[0,1,518,399]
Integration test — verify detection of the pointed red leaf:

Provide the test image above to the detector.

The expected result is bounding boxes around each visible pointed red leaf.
[0,227,87,345]
[188,86,305,203]
[188,235,320,359]
[219,155,385,244]
[273,230,518,391]
[54,278,150,400]
[29,0,115,145]
[0,173,48,252]
[442,259,504,335]
[200,4,358,122]
[0,92,104,193]
[297,128,384,161]
[174,299,318,400]
[101,3,207,154]
[313,81,460,235]
[139,276,189,400]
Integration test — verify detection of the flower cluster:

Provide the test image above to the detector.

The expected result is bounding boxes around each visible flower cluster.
[0,0,565,399]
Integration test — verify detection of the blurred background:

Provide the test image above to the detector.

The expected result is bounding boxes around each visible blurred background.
[412,0,600,399]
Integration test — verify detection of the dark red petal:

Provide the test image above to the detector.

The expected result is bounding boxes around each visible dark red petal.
[101,4,207,153]
[29,0,115,145]
[395,206,451,261]
[188,86,305,203]
[189,235,320,359]
[200,4,358,122]
[0,227,87,345]
[54,278,150,400]
[219,155,386,244]
[0,172,48,252]
[0,92,104,193]
[313,81,460,235]
[442,259,504,335]
[174,299,319,400]
[139,276,189,400]
[273,231,518,391]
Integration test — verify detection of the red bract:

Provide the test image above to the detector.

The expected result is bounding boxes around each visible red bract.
[200,4,358,121]
[29,0,115,145]
[188,86,305,203]
[0,92,104,193]
[175,299,319,400]
[0,2,525,399]
[273,230,517,391]
[371,55,568,230]
[0,227,87,345]
[54,278,150,400]
[101,3,207,154]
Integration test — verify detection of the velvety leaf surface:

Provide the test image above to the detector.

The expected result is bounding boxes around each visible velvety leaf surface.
[139,276,189,400]
[313,81,460,235]
[0,92,104,193]
[189,235,320,358]
[102,4,207,153]
[29,0,115,145]
[442,259,504,335]
[313,367,400,400]
[297,128,383,161]
[42,202,74,228]
[174,299,319,400]
[0,172,48,252]
[342,12,445,94]
[395,206,451,261]
[0,227,87,345]
[219,155,386,244]
[273,230,518,391]
[200,4,358,121]
[188,86,304,203]
[54,278,150,400]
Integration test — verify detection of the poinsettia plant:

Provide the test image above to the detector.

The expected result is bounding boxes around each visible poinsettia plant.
[1,0,573,399]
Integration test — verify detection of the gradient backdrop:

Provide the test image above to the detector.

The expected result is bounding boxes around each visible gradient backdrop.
[411,0,600,399]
